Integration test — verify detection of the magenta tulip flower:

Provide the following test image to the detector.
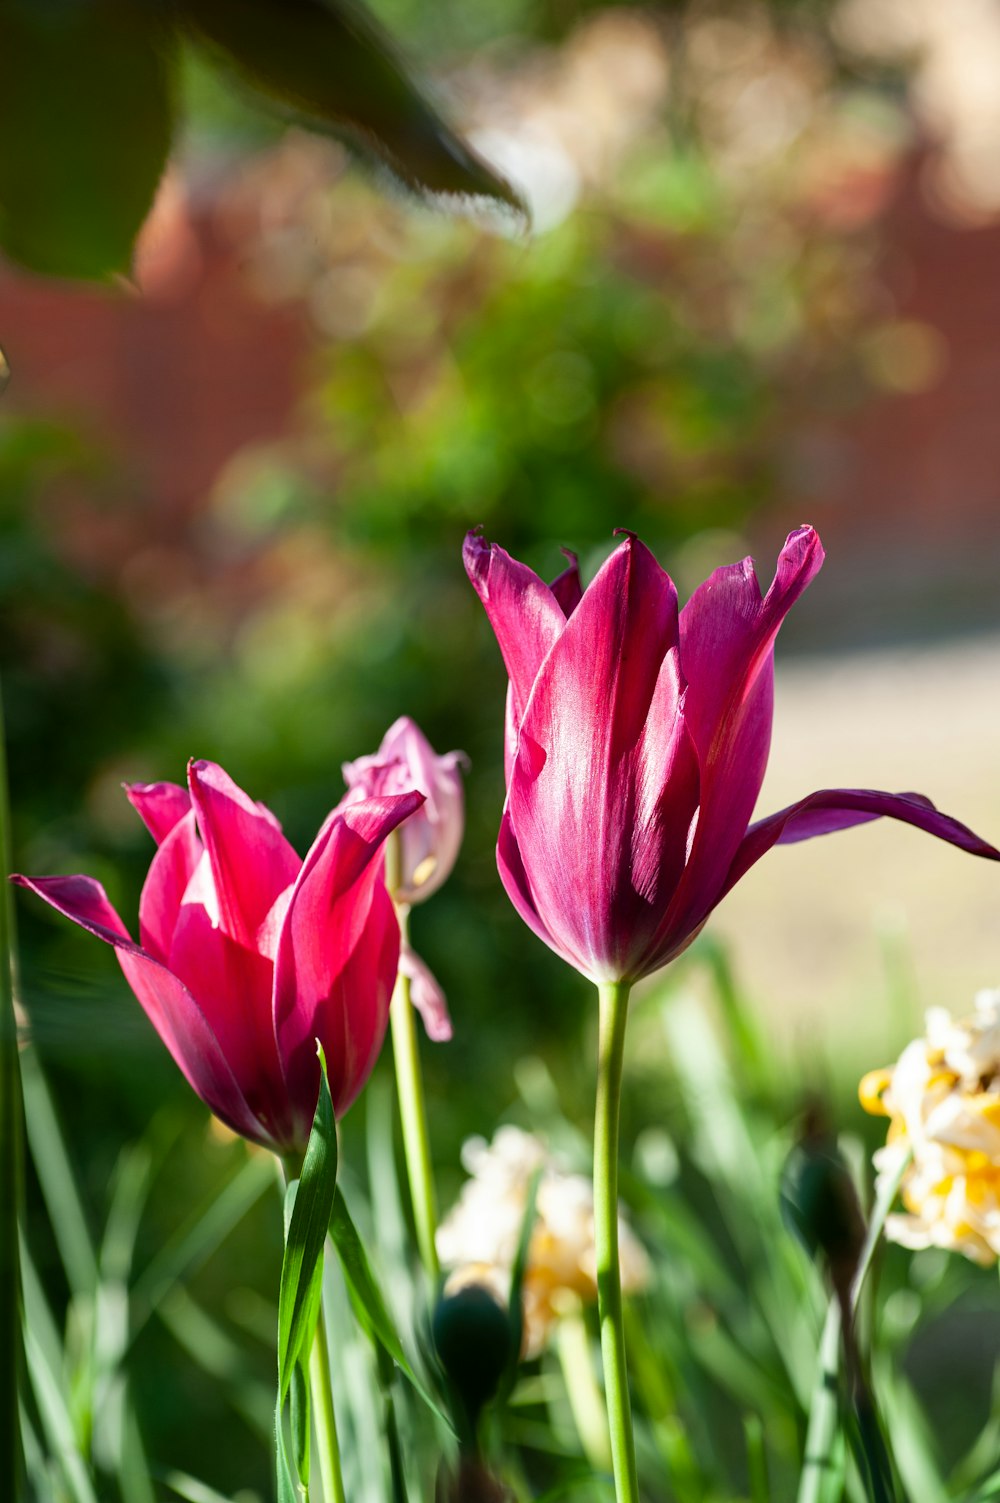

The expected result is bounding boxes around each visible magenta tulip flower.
[465,525,1000,986]
[12,761,424,1153]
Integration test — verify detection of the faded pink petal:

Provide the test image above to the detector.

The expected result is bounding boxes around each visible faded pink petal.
[398,941,453,1041]
[343,716,467,905]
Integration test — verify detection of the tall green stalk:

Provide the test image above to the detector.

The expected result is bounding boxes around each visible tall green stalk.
[0,684,25,1499]
[594,979,639,1503]
[310,1300,346,1503]
[385,836,439,1281]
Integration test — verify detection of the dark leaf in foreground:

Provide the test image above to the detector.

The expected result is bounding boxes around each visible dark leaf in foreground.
[0,1,175,279]
[176,0,525,222]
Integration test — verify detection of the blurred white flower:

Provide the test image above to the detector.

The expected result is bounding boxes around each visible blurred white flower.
[437,1125,651,1357]
[860,989,1000,1264]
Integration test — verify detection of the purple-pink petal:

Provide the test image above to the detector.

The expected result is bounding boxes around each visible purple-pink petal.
[506,534,692,980]
[463,531,568,743]
[723,787,1000,899]
[677,527,824,885]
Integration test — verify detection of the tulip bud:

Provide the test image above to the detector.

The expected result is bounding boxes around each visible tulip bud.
[432,1280,512,1432]
[781,1101,865,1306]
[343,716,467,906]
[435,1457,513,1503]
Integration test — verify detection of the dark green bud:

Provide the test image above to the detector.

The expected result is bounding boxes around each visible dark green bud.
[432,1282,512,1427]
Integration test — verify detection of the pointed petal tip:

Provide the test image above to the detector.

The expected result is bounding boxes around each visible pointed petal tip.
[781,524,825,573]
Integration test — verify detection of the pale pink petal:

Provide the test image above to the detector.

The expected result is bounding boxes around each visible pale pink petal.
[398,941,453,1041]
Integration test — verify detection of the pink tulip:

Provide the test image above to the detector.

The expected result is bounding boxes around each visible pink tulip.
[12,761,424,1153]
[343,716,467,1042]
[465,526,1000,985]
[343,716,467,906]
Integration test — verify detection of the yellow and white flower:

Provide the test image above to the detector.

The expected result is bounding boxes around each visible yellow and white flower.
[436,1125,651,1358]
[860,989,1000,1265]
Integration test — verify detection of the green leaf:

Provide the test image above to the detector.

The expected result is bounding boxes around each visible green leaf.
[329,1186,452,1428]
[0,1,175,280]
[499,1164,540,1402]
[329,1187,407,1369]
[176,0,525,220]
[276,1045,339,1404]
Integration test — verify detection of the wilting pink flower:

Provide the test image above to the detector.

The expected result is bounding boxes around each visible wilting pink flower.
[465,526,1000,985]
[343,716,467,906]
[343,716,467,1042]
[12,761,423,1153]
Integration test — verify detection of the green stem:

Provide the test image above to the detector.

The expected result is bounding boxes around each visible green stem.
[0,683,25,1499]
[310,1294,346,1503]
[594,979,639,1503]
[386,873,439,1280]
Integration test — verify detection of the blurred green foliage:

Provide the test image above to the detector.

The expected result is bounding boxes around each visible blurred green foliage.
[4,0,985,1496]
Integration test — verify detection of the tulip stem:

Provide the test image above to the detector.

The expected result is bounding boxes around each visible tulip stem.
[389,906,440,1281]
[594,979,639,1503]
[310,1294,346,1503]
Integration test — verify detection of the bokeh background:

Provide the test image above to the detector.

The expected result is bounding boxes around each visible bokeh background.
[6,1,1000,1496]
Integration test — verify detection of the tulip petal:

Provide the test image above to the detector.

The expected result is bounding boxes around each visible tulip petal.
[10,873,266,1144]
[550,551,583,617]
[463,531,568,743]
[507,534,696,980]
[125,780,191,845]
[674,526,825,911]
[137,808,202,963]
[501,553,584,779]
[273,792,422,1125]
[187,760,301,950]
[398,940,453,1041]
[168,898,294,1145]
[723,787,1000,898]
[284,881,399,1145]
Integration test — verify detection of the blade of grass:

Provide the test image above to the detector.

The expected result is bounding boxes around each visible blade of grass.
[129,1148,273,1343]
[0,680,26,1499]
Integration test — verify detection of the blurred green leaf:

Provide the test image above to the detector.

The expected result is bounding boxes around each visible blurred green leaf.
[0,1,175,279]
[176,0,525,218]
[330,1185,452,1427]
